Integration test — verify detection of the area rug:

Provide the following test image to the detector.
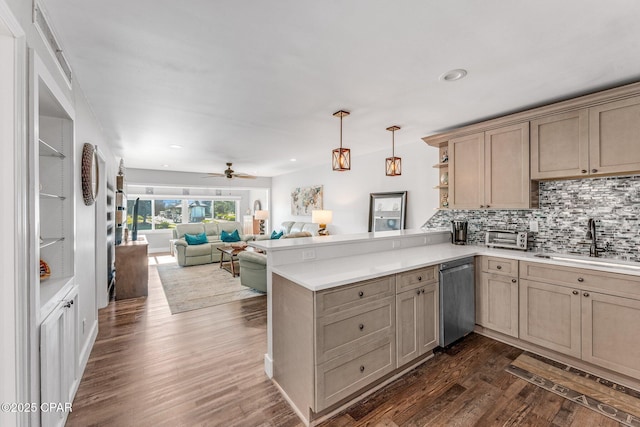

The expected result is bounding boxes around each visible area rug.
[506,352,640,426]
[156,262,264,314]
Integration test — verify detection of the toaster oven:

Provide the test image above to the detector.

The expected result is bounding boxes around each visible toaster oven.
[485,230,530,250]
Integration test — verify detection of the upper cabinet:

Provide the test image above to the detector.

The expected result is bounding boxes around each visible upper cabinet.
[531,109,589,179]
[426,82,640,194]
[449,123,532,209]
[589,96,640,176]
[532,96,640,179]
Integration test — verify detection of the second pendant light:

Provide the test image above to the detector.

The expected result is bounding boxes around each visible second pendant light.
[385,126,402,176]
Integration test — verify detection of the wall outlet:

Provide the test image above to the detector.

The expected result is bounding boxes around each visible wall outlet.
[302,249,316,260]
[529,220,539,232]
[82,318,86,334]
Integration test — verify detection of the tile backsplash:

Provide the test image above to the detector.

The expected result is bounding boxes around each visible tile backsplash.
[423,175,640,262]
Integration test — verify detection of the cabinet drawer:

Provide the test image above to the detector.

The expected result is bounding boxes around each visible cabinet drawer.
[316,276,395,316]
[481,256,518,276]
[396,265,438,292]
[520,261,640,299]
[315,336,395,411]
[316,297,395,363]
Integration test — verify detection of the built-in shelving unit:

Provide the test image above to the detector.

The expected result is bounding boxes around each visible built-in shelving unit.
[115,175,126,245]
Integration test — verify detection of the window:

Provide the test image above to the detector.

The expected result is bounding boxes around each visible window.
[125,197,239,230]
[213,200,237,221]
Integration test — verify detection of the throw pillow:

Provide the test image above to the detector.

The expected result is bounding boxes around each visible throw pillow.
[221,229,241,242]
[184,232,207,245]
[270,230,284,239]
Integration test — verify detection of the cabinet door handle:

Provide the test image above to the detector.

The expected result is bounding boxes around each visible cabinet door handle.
[591,169,598,173]
[360,365,365,373]
[572,290,579,295]
[358,324,364,331]
[486,205,490,208]
[421,289,425,294]
[417,276,422,281]
[577,277,584,282]
[583,292,590,297]
[511,279,517,283]
[581,169,587,174]
[416,290,421,295]
[358,291,364,298]
[63,301,71,308]
[496,265,502,270]
[480,205,485,208]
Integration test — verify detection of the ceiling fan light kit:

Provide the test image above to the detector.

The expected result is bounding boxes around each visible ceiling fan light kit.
[332,110,351,171]
[385,125,402,176]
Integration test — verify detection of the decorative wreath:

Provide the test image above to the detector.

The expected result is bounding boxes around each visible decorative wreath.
[40,259,51,280]
[81,143,99,206]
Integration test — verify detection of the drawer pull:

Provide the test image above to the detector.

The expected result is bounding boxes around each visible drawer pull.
[591,169,598,173]
[416,290,421,295]
[572,290,579,295]
[421,289,425,294]
[511,279,516,283]
[418,276,422,281]
[577,277,584,282]
[358,291,364,298]
[583,292,590,297]
[496,265,502,270]
[359,365,365,373]
[358,323,364,331]
[581,169,587,174]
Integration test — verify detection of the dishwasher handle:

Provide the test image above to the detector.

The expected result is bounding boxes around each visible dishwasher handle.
[440,263,473,275]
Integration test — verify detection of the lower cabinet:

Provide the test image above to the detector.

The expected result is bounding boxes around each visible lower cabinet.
[40,285,78,427]
[476,256,519,338]
[582,291,640,379]
[519,261,640,380]
[518,279,582,358]
[396,282,438,366]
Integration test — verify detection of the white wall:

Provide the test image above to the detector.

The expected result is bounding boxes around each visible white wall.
[272,141,440,234]
[74,87,116,364]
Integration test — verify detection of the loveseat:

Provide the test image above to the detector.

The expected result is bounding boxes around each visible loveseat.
[172,220,253,266]
[238,231,314,292]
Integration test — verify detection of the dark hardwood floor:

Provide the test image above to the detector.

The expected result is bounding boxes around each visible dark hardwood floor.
[68,254,619,426]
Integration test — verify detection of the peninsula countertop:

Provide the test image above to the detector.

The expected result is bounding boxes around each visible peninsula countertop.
[270,243,640,291]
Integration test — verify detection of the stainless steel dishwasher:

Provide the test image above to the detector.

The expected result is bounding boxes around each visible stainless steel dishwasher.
[439,257,475,347]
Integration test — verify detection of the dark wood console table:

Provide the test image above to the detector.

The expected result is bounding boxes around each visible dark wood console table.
[115,235,149,300]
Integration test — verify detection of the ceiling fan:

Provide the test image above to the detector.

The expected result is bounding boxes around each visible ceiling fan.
[205,162,256,179]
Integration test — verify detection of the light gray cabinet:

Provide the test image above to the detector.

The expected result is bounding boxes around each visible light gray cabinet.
[476,257,519,338]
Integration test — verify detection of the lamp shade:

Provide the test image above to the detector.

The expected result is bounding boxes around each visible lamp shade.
[311,210,333,226]
[254,210,269,220]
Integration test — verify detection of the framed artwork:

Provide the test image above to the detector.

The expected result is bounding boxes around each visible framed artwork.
[368,191,407,232]
[291,185,323,216]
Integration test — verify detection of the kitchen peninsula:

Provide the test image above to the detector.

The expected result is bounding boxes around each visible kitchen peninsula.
[251,231,640,426]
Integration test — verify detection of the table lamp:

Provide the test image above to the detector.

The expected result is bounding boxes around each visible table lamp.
[254,210,269,235]
[312,210,333,235]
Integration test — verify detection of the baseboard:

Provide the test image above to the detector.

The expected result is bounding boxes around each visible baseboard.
[264,353,273,378]
[77,319,98,392]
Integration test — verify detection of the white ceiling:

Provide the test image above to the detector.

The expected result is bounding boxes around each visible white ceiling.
[42,0,640,177]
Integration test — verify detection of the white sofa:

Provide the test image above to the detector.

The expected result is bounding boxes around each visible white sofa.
[172,220,253,266]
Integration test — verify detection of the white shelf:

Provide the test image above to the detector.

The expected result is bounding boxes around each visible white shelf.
[40,237,65,249]
[39,139,65,158]
[40,192,66,200]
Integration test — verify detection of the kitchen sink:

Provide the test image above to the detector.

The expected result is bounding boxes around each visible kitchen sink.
[533,253,640,270]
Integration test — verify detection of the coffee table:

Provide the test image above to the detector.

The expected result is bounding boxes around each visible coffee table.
[217,245,255,277]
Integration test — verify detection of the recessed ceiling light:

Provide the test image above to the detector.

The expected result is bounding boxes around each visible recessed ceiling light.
[439,69,468,82]
[290,158,297,162]
[162,164,169,168]
[169,144,183,149]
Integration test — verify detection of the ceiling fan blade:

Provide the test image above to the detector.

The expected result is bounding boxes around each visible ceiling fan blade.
[233,174,257,179]
[204,172,225,178]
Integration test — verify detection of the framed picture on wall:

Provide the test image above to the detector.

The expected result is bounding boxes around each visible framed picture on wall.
[291,185,323,216]
[368,191,407,232]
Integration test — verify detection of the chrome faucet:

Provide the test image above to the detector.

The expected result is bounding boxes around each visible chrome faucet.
[586,218,604,257]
